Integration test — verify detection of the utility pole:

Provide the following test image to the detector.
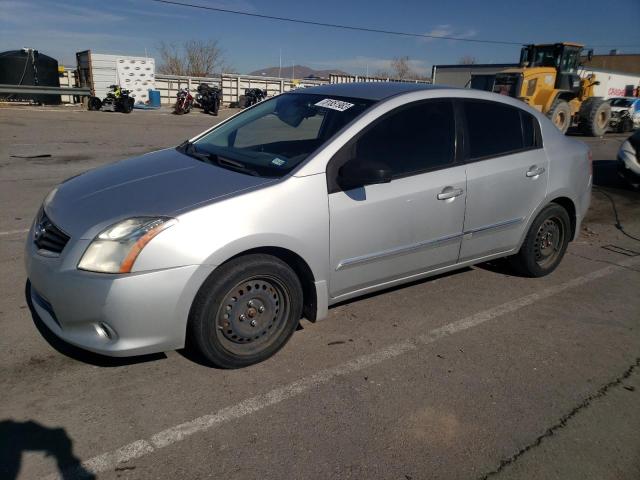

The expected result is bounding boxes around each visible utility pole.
[278,48,282,78]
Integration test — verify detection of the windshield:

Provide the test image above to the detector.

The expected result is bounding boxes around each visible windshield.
[528,46,559,68]
[609,98,633,107]
[186,93,375,177]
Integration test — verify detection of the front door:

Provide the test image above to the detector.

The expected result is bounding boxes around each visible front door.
[327,99,467,298]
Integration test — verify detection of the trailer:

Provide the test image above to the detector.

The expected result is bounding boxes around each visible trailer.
[76,50,156,104]
[579,68,640,98]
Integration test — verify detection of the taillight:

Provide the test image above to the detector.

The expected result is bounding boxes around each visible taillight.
[588,150,593,175]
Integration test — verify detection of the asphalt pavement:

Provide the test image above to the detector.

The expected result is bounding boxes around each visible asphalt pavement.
[1,105,639,480]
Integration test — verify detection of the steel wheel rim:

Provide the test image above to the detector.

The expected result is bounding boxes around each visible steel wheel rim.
[554,111,567,129]
[534,216,564,268]
[215,275,290,355]
[596,110,608,129]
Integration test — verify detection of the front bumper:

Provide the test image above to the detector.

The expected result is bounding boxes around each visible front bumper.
[25,230,215,357]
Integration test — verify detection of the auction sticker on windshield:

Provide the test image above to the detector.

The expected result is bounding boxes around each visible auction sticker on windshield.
[315,98,354,112]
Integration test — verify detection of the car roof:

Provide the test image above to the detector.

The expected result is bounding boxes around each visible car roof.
[289,82,447,101]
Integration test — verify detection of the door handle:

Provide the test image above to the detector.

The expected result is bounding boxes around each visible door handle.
[526,166,545,178]
[437,186,464,200]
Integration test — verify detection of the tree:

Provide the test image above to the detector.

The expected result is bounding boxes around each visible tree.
[390,56,411,79]
[157,40,230,77]
[458,55,477,65]
[374,56,430,81]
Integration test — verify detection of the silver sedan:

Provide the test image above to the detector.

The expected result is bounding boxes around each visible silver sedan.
[25,82,592,368]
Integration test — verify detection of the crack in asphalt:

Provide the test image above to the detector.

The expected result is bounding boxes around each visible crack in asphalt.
[477,357,640,480]
[567,251,640,273]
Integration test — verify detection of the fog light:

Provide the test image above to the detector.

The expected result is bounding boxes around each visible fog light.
[94,323,113,340]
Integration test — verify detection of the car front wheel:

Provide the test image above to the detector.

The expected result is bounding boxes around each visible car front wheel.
[188,254,303,368]
[509,203,571,277]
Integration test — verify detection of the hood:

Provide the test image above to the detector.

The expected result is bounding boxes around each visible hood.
[45,149,277,239]
[611,106,630,113]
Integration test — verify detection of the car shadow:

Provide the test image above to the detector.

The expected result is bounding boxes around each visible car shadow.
[592,159,631,189]
[0,420,95,480]
[25,281,167,368]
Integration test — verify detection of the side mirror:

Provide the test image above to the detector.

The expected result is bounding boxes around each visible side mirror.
[587,49,594,61]
[338,159,392,190]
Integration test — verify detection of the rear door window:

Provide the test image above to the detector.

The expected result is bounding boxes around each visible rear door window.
[463,100,528,160]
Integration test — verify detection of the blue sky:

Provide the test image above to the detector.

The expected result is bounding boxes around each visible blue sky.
[1,0,639,75]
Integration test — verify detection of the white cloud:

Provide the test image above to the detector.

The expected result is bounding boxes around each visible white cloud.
[0,1,126,25]
[421,24,477,43]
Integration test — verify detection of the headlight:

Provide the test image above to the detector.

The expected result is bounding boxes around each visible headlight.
[78,217,176,273]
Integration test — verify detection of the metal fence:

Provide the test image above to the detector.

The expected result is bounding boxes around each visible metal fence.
[54,71,430,106]
[220,74,326,105]
[329,74,431,84]
[155,74,221,106]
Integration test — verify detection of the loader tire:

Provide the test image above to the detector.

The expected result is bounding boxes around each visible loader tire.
[546,98,571,134]
[579,98,611,137]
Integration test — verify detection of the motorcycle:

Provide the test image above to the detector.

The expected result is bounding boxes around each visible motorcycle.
[87,85,134,113]
[239,88,267,108]
[174,87,194,115]
[196,83,222,115]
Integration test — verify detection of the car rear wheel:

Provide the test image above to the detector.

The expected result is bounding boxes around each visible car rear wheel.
[509,203,571,277]
[188,254,303,368]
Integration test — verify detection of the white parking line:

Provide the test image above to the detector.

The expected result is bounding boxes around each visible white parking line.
[0,228,29,237]
[43,255,640,480]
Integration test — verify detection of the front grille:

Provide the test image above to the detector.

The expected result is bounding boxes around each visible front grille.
[34,211,70,254]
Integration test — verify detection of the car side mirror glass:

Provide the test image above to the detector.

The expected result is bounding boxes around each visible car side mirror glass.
[338,159,392,190]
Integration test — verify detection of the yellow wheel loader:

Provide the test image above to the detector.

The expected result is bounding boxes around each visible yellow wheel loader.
[491,43,611,136]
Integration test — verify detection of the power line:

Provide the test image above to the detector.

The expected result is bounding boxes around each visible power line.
[147,0,522,45]
[147,0,640,50]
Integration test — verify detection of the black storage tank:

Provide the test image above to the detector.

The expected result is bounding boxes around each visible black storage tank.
[0,49,61,104]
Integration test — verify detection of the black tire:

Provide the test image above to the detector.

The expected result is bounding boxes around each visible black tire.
[238,95,248,108]
[174,102,184,115]
[212,98,220,116]
[87,97,102,111]
[579,97,611,136]
[121,98,134,114]
[188,254,303,368]
[509,203,571,277]
[546,98,571,134]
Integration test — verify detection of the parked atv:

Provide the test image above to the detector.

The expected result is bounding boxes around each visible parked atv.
[239,88,267,108]
[196,83,222,115]
[88,85,134,113]
[174,87,194,115]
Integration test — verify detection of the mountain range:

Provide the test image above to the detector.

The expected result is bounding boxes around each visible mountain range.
[248,65,349,79]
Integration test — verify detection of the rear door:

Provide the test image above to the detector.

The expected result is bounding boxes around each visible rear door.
[459,100,548,261]
[327,99,467,298]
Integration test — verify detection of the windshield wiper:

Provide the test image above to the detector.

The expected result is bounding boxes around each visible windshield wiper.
[214,156,261,177]
[178,141,262,176]
[177,140,211,162]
